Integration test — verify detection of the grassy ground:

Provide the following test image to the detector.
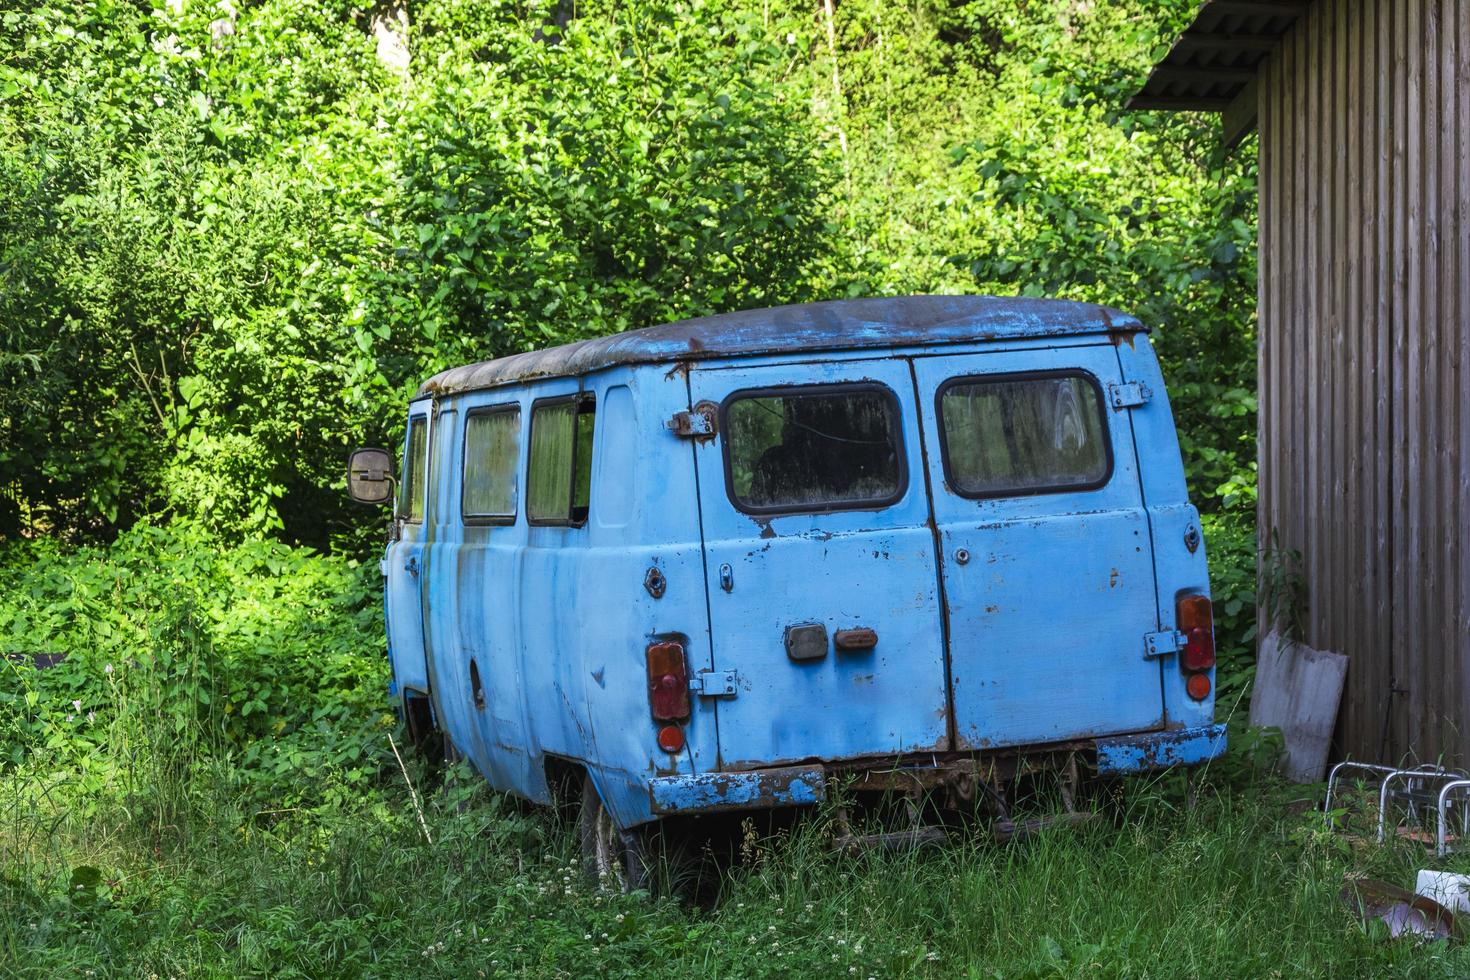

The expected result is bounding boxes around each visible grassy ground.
[6,758,1470,979]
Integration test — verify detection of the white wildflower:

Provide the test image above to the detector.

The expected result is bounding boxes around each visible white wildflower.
[104,663,113,674]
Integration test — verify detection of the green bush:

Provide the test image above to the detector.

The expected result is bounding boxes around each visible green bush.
[0,524,391,818]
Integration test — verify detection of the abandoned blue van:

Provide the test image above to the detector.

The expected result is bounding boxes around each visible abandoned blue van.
[348,295,1224,879]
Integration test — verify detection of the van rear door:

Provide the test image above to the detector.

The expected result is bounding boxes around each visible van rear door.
[911,345,1165,749]
[688,358,950,768]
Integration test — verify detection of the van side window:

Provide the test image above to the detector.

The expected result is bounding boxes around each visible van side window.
[462,406,521,523]
[721,384,906,514]
[937,371,1111,498]
[400,416,428,523]
[527,394,595,526]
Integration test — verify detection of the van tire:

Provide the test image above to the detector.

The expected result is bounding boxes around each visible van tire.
[578,773,648,893]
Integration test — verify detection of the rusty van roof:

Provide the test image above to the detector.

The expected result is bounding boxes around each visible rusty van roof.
[416,295,1145,397]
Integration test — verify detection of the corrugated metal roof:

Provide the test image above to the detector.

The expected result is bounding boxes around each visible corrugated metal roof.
[1129,0,1306,111]
[417,296,1145,396]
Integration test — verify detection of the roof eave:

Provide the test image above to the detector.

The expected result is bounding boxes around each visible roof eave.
[1128,0,1307,145]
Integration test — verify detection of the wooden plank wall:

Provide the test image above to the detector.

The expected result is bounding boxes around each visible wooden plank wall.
[1257,0,1470,765]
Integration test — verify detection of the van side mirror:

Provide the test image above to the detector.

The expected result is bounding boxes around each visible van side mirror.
[347,448,395,505]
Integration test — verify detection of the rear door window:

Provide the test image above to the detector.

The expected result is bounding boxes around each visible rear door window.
[527,394,595,525]
[462,406,521,523]
[400,416,428,523]
[937,371,1111,498]
[721,384,906,514]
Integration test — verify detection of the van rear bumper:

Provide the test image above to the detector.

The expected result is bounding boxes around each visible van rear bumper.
[1093,723,1227,775]
[647,724,1227,816]
[649,765,827,815]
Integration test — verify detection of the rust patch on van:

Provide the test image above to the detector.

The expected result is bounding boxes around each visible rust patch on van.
[1109,567,1121,588]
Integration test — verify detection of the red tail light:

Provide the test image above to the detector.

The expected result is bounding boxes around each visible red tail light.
[1177,594,1216,671]
[646,641,690,721]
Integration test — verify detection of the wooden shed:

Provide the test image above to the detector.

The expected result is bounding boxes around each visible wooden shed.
[1133,0,1469,766]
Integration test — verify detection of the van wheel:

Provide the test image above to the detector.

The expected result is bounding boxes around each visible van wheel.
[578,773,648,893]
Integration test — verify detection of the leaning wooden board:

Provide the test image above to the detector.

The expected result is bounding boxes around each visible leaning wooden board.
[1250,631,1349,783]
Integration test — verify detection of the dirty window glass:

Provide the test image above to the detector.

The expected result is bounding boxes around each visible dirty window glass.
[723,386,904,513]
[527,396,595,525]
[462,407,520,521]
[400,416,428,522]
[939,373,1110,497]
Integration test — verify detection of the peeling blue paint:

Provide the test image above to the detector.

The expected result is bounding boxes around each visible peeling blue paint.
[650,766,827,814]
[1095,724,1228,775]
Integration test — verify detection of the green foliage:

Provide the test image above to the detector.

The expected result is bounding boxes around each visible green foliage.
[0,524,390,817]
[374,0,838,372]
[2,0,1256,543]
[1203,512,1257,719]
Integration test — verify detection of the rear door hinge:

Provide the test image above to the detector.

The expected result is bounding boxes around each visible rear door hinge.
[689,669,739,698]
[666,402,718,438]
[1109,381,1152,409]
[1144,630,1186,660]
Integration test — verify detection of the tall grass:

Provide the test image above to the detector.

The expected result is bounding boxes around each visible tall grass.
[7,759,1470,978]
[5,530,1468,977]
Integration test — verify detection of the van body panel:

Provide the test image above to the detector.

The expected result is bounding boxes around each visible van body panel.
[1111,337,1216,728]
[688,357,952,768]
[405,368,719,830]
[911,345,1166,748]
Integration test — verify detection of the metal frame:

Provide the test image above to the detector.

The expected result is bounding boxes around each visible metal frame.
[1324,760,1470,854]
[1323,760,1397,827]
[1436,780,1470,858]
[1374,765,1466,843]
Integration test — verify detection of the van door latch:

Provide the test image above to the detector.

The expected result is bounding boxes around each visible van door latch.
[689,669,739,698]
[1143,630,1186,660]
[1108,382,1152,409]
